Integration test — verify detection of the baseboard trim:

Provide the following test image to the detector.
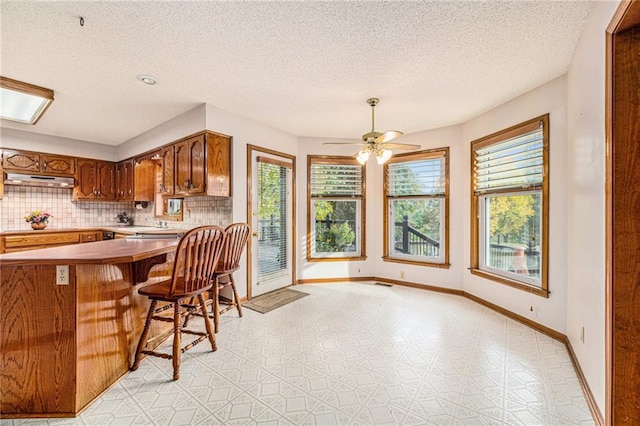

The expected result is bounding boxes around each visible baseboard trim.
[565,339,604,425]
[296,277,374,284]
[375,277,465,296]
[291,276,602,423]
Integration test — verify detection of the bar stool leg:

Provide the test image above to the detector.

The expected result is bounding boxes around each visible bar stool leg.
[132,299,157,371]
[172,302,182,380]
[213,278,221,333]
[199,294,217,350]
[230,275,243,318]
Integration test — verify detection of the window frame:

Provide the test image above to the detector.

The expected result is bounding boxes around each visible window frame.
[382,147,450,268]
[307,155,366,262]
[470,114,550,297]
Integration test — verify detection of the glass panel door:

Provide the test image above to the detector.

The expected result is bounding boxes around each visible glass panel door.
[250,149,294,296]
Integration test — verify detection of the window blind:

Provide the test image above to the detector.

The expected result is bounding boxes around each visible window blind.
[474,126,544,193]
[387,156,445,197]
[310,163,362,197]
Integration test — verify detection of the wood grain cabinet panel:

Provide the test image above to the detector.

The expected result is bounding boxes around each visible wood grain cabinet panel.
[159,146,175,195]
[174,140,191,195]
[2,149,75,176]
[116,159,134,201]
[41,154,75,175]
[74,160,115,201]
[206,132,231,197]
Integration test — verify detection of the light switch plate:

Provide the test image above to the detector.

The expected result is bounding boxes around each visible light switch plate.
[56,265,69,285]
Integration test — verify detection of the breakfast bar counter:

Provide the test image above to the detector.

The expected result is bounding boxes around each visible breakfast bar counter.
[0,239,179,418]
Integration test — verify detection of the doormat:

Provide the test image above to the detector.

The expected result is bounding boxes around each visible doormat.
[243,287,309,314]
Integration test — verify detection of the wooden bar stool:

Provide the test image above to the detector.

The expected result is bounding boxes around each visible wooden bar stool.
[212,223,250,333]
[131,225,225,380]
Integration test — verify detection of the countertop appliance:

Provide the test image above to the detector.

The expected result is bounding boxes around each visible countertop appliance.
[102,231,115,240]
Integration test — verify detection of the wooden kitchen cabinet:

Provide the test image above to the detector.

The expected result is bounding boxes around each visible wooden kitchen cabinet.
[79,231,102,243]
[134,159,155,201]
[159,146,175,195]
[116,159,134,201]
[1,149,75,176]
[174,134,206,195]
[172,132,231,197]
[74,159,115,200]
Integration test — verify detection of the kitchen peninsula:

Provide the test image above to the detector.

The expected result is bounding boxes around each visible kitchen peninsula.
[0,238,180,417]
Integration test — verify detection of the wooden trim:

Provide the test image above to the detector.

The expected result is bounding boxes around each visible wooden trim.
[0,76,54,100]
[565,339,605,426]
[296,276,375,285]
[470,117,542,150]
[381,256,451,269]
[307,155,366,262]
[375,277,464,296]
[382,147,450,264]
[469,268,549,298]
[606,3,640,424]
[256,155,292,169]
[470,114,550,296]
[463,291,563,341]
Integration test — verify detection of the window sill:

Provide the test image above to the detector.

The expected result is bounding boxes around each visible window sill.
[469,268,549,298]
[382,256,450,269]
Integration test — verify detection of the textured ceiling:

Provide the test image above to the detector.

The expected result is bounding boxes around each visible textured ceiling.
[0,1,592,146]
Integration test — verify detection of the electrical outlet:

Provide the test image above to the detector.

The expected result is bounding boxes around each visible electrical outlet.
[357,268,361,273]
[400,271,405,279]
[56,265,69,285]
[580,325,585,343]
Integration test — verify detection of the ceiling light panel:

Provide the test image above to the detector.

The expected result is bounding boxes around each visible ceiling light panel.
[0,77,54,124]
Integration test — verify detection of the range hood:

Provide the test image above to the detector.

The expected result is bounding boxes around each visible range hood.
[4,172,74,188]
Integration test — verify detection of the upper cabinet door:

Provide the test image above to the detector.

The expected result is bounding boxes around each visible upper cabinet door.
[41,154,75,176]
[159,146,175,195]
[174,140,190,195]
[75,159,97,199]
[2,150,40,172]
[205,133,231,197]
[116,159,134,201]
[96,161,115,200]
[188,134,206,194]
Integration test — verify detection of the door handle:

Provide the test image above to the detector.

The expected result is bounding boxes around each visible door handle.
[252,232,259,238]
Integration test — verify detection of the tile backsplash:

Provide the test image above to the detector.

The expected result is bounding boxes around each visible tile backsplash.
[0,186,232,232]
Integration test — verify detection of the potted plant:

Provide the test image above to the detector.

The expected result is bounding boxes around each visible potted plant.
[24,210,52,230]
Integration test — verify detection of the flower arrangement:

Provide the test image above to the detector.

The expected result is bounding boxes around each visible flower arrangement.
[24,210,52,224]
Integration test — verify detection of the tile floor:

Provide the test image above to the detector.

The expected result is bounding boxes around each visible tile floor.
[2,283,595,425]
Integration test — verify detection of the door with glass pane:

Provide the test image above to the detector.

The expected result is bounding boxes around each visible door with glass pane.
[249,147,295,297]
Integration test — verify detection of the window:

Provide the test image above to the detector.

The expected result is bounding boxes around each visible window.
[470,114,549,297]
[307,156,365,260]
[383,148,449,267]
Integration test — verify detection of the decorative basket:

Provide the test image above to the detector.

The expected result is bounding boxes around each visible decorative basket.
[31,222,47,230]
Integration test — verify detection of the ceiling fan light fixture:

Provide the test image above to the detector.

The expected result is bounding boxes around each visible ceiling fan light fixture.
[356,149,370,165]
[376,149,392,165]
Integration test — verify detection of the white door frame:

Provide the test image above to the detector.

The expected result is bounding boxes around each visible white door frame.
[246,144,296,299]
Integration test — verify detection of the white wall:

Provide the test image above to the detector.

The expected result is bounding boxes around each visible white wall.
[566,0,619,414]
[116,104,207,160]
[0,127,116,161]
[462,76,568,333]
[205,103,299,301]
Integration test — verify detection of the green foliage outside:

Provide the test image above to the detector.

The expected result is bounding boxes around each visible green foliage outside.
[489,194,539,247]
[391,164,441,241]
[258,163,283,219]
[314,200,357,252]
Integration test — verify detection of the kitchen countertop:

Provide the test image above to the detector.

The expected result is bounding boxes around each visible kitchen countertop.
[0,237,179,265]
[0,226,184,236]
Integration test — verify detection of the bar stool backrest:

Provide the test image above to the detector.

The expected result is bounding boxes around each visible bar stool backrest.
[171,225,226,295]
[216,223,250,275]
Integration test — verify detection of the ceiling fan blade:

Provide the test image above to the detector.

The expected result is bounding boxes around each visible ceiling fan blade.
[383,143,422,150]
[375,130,403,143]
[322,142,366,146]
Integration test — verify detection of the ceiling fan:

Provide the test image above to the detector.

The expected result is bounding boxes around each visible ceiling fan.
[323,97,421,164]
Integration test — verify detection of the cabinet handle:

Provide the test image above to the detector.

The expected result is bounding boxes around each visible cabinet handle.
[35,160,40,168]
[43,161,47,169]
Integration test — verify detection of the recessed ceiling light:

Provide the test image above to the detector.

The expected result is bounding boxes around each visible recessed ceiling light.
[0,76,54,124]
[136,74,157,85]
